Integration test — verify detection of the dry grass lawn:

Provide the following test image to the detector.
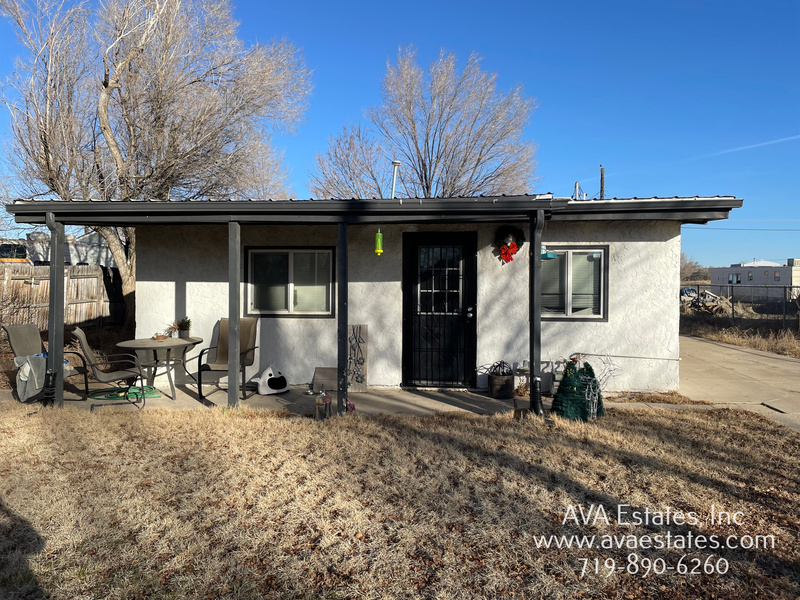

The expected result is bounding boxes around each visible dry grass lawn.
[609,391,711,406]
[1,400,799,600]
[681,319,800,360]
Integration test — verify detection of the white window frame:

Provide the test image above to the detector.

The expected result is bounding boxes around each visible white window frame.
[541,246,608,321]
[246,248,334,317]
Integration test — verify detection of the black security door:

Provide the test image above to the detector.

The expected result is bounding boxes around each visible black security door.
[403,232,477,387]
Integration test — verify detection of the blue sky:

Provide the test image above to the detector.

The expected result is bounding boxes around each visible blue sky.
[1,0,798,267]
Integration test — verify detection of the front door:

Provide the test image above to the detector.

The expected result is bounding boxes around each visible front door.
[403,232,477,387]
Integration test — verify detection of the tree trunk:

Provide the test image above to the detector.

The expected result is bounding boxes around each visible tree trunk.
[94,226,136,334]
[121,275,136,336]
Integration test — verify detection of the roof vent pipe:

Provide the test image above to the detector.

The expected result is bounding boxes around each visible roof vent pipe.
[574,182,580,200]
[390,160,401,199]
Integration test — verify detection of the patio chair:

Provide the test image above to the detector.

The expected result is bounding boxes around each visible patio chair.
[72,327,147,411]
[2,323,89,398]
[196,317,258,402]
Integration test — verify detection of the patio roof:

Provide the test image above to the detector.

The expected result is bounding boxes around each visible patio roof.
[3,193,742,411]
[5,194,742,226]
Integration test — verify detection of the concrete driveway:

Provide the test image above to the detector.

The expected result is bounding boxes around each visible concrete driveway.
[679,335,800,431]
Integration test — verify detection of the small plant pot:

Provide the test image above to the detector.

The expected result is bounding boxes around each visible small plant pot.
[179,330,191,339]
[488,374,514,399]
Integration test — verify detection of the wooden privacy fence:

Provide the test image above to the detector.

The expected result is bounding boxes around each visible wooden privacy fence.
[0,265,125,330]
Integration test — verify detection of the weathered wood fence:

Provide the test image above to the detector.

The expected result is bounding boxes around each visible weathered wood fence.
[0,265,124,329]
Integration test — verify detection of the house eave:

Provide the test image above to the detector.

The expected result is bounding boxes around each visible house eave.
[5,194,743,226]
[7,195,568,226]
[551,196,743,224]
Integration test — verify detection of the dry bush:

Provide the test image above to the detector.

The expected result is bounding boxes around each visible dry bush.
[683,319,800,359]
[1,401,798,600]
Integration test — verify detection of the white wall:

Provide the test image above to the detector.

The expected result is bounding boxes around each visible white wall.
[541,221,681,392]
[136,219,681,392]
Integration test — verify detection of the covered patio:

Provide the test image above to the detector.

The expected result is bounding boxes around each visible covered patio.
[7,195,570,413]
[6,194,742,410]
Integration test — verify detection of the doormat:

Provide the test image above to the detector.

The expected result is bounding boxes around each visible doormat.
[88,386,162,401]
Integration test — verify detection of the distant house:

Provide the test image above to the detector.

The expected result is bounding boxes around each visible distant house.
[709,258,800,301]
[24,231,116,267]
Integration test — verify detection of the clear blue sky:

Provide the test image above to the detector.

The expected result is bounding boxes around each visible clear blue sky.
[1,0,798,267]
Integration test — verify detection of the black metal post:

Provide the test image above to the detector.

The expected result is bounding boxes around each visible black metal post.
[529,210,545,417]
[336,223,348,415]
[783,286,787,330]
[45,213,65,407]
[228,221,241,408]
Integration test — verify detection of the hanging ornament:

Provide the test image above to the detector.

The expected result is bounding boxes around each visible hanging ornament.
[375,228,384,255]
[494,225,526,264]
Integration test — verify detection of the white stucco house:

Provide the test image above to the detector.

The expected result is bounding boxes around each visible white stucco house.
[6,194,742,408]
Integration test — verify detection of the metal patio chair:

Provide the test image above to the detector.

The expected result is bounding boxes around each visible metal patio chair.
[2,323,90,398]
[72,327,147,411]
[196,317,258,402]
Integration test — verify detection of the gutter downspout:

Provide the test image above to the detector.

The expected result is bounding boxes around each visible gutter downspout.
[529,210,545,417]
[336,223,348,415]
[228,221,241,407]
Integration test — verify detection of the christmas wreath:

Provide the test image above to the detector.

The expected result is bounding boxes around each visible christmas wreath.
[494,225,526,264]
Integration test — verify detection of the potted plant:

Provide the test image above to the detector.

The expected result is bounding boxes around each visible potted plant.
[164,322,179,338]
[487,360,514,399]
[177,316,192,339]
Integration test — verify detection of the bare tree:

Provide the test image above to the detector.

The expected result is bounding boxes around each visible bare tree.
[310,47,536,199]
[680,252,709,282]
[1,0,311,328]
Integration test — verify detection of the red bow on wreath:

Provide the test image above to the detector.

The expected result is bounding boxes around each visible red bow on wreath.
[500,242,518,263]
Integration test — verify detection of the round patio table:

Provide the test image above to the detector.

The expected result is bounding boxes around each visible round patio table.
[117,336,202,400]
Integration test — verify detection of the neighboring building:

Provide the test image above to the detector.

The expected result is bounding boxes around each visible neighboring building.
[709,258,800,301]
[7,194,742,398]
[0,238,31,264]
[24,231,117,267]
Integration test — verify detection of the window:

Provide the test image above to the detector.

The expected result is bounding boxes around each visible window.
[728,273,741,284]
[247,248,333,316]
[774,271,781,282]
[748,271,753,281]
[541,247,608,320]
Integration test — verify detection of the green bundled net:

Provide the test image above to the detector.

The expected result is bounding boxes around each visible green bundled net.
[88,386,162,401]
[551,361,605,422]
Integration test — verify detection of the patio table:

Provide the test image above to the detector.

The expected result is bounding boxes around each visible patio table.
[117,337,202,400]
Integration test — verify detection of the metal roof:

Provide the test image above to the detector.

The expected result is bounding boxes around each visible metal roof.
[6,194,742,226]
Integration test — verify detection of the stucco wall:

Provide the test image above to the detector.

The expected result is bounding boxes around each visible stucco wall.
[136,219,681,392]
[541,221,681,392]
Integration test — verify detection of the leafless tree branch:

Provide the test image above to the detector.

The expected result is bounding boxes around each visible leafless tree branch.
[310,47,536,200]
[1,0,311,328]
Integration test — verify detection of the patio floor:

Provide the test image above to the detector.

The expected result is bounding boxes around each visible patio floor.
[55,383,534,417]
